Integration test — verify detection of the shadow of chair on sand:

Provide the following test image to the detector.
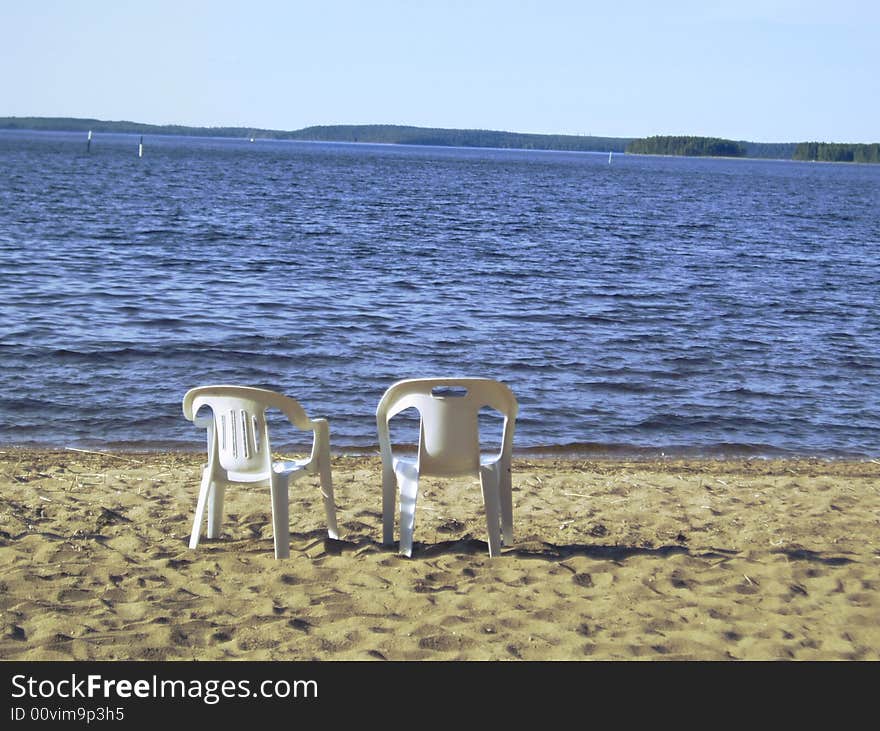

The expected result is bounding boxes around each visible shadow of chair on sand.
[181,529,854,566]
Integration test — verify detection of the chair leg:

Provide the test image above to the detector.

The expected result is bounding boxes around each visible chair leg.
[189,469,213,549]
[270,473,290,559]
[381,467,397,547]
[318,450,339,540]
[397,469,420,558]
[499,465,513,546]
[480,466,503,558]
[207,483,226,539]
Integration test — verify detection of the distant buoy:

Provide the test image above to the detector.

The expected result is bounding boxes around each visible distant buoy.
[608,151,613,164]
[138,136,143,158]
[87,130,92,153]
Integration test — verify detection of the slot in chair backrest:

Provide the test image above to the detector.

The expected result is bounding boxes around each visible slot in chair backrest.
[182,385,312,482]
[377,378,518,476]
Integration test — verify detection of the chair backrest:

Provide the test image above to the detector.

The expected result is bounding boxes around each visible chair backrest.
[376,378,518,477]
[182,385,312,481]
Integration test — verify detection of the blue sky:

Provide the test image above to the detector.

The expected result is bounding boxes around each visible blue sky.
[3,0,878,142]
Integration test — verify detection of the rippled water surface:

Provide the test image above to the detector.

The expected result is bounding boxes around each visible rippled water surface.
[1,129,878,456]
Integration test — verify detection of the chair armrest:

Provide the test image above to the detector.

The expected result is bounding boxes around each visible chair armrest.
[497,415,516,466]
[375,412,396,470]
[308,418,331,464]
[192,414,215,455]
[376,387,424,469]
[193,415,213,429]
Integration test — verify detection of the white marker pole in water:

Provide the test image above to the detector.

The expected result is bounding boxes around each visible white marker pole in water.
[138,136,143,158]
[87,130,92,153]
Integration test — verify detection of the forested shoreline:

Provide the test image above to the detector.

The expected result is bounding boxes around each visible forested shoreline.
[0,117,630,153]
[626,136,747,157]
[1,117,876,162]
[793,142,880,163]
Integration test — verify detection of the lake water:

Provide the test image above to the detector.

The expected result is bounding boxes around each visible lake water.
[1,129,878,457]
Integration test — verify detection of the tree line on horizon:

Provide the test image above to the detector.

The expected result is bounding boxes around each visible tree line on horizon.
[792,141,880,163]
[0,117,876,163]
[626,136,747,157]
[0,117,630,153]
[282,124,633,152]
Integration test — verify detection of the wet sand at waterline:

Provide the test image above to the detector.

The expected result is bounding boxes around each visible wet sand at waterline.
[1,449,878,660]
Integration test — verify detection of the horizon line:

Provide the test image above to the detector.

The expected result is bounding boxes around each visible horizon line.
[2,116,878,146]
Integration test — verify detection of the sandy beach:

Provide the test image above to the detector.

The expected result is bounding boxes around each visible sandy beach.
[1,447,878,661]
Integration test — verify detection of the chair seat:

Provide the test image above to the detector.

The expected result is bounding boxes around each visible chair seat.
[273,458,313,475]
[224,457,311,482]
[392,456,419,480]
[224,469,272,483]
[392,453,501,478]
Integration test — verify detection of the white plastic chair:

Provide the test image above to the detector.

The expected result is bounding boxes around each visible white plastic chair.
[376,377,518,558]
[182,385,338,559]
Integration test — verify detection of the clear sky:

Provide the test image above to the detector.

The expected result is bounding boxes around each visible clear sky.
[3,0,878,142]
